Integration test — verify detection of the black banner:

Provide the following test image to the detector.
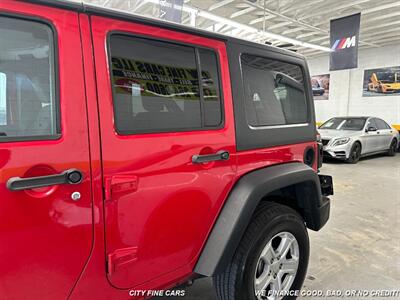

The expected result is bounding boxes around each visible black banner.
[159,0,183,23]
[329,13,360,71]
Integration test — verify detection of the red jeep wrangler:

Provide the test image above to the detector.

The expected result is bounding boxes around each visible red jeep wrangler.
[0,1,332,299]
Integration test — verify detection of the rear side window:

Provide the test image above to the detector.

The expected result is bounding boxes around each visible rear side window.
[109,34,222,134]
[375,118,390,130]
[0,16,58,141]
[241,53,308,127]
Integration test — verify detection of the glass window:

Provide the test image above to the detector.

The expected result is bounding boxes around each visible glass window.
[0,16,57,140]
[366,119,378,130]
[375,118,390,130]
[319,118,346,130]
[340,119,366,130]
[320,117,366,131]
[240,54,308,127]
[109,35,222,134]
[198,49,222,127]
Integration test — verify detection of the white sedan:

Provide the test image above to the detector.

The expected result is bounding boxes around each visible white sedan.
[319,116,399,163]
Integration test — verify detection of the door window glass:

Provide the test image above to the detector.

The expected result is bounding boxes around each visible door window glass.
[109,35,222,134]
[366,119,378,130]
[0,16,58,140]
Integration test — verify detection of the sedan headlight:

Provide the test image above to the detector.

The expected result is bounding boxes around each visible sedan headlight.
[332,137,350,146]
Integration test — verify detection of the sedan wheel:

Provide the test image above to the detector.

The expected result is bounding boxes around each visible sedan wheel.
[346,143,361,164]
[388,139,397,156]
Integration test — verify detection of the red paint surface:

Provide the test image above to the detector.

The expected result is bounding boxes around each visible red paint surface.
[0,2,318,299]
[90,15,238,290]
[0,1,93,299]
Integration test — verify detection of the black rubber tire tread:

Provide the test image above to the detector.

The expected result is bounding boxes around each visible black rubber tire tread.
[346,142,361,164]
[388,139,397,156]
[213,202,309,300]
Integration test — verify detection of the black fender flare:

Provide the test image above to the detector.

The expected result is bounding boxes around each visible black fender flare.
[194,162,330,276]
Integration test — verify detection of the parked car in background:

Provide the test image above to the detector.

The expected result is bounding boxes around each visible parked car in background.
[368,71,400,94]
[319,117,399,163]
[312,81,325,96]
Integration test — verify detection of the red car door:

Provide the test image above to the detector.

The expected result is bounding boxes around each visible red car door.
[90,16,236,289]
[0,1,93,299]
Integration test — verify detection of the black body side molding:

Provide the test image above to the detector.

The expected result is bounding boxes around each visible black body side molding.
[194,162,331,276]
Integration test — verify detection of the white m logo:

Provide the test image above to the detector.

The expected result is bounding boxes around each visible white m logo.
[342,36,356,49]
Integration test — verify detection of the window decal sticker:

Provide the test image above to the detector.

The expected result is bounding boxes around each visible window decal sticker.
[111,57,217,101]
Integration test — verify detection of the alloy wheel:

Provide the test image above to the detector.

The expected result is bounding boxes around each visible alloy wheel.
[254,232,299,300]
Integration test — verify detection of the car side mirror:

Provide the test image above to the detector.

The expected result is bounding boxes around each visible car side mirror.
[366,126,377,132]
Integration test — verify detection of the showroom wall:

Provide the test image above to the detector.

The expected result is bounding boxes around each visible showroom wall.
[307,43,400,127]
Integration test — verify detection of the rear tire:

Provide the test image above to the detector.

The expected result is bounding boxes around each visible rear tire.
[388,139,397,156]
[346,142,361,164]
[213,202,309,300]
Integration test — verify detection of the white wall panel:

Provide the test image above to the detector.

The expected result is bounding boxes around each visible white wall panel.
[307,43,400,126]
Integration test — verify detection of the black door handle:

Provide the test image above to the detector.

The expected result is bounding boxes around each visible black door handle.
[192,150,230,164]
[7,169,83,191]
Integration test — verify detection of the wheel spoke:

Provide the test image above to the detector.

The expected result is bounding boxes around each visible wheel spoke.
[255,268,273,293]
[277,233,293,258]
[260,242,276,263]
[272,276,282,293]
[280,258,298,274]
[279,272,293,294]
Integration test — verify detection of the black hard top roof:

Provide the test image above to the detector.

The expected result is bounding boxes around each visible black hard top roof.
[19,0,305,60]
